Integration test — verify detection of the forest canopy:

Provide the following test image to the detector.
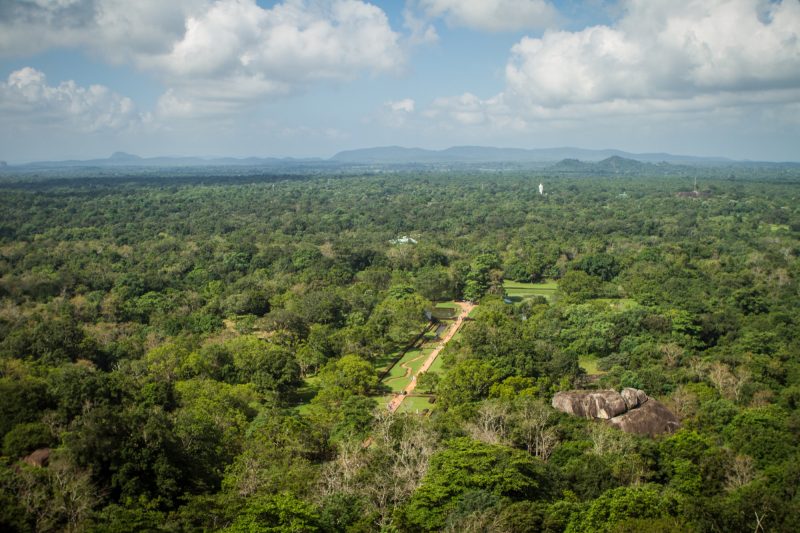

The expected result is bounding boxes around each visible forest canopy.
[0,168,798,532]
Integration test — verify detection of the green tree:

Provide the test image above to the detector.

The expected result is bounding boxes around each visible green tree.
[566,485,673,533]
[400,438,554,531]
[226,336,301,394]
[438,359,500,409]
[224,492,321,532]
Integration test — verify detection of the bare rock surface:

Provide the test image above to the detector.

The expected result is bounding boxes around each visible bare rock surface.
[22,448,50,468]
[552,389,628,420]
[621,387,647,410]
[608,399,680,437]
[552,389,679,436]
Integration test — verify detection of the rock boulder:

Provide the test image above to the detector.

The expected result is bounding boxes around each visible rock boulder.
[552,388,679,437]
[22,448,50,468]
[608,399,680,437]
[552,390,628,420]
[621,387,647,410]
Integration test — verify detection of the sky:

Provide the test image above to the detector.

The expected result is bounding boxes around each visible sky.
[0,0,799,163]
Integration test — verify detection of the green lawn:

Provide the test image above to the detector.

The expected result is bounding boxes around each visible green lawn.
[396,395,435,414]
[503,280,559,301]
[375,348,403,375]
[592,298,638,311]
[289,375,320,414]
[426,350,447,375]
[579,354,607,376]
[382,346,433,393]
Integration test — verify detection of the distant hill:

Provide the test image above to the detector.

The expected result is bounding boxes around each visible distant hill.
[16,153,323,169]
[10,146,799,170]
[331,145,733,165]
[549,156,667,174]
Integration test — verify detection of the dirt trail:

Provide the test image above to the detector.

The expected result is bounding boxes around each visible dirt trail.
[387,301,474,413]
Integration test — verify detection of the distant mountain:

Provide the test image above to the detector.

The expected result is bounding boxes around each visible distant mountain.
[17,153,322,169]
[331,145,733,165]
[109,151,142,161]
[10,146,797,170]
[550,156,666,174]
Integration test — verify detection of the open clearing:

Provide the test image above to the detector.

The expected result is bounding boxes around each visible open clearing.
[387,301,474,413]
[592,298,638,310]
[396,395,435,414]
[383,346,434,393]
[503,280,558,301]
[295,301,471,415]
[579,354,607,376]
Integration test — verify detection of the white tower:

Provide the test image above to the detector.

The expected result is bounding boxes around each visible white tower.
[538,183,544,195]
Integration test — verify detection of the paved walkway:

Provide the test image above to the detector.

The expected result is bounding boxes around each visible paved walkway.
[387,301,474,413]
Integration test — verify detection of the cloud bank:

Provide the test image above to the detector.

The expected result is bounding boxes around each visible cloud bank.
[0,67,143,132]
[433,0,800,127]
[1,0,404,118]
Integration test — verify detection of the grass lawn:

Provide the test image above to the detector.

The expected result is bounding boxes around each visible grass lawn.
[382,346,433,393]
[396,395,435,414]
[579,354,607,376]
[426,350,448,375]
[592,298,638,311]
[375,349,403,375]
[289,375,320,414]
[503,280,559,301]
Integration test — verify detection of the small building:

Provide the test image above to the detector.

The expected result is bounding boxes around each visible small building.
[391,236,418,245]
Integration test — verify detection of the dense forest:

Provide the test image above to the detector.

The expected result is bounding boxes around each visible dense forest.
[0,169,798,532]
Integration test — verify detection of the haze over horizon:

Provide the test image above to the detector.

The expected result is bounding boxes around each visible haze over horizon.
[1,0,799,163]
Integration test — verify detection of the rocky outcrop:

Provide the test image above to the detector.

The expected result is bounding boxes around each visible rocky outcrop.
[551,389,628,419]
[22,448,50,468]
[620,387,647,410]
[608,399,680,437]
[552,389,679,437]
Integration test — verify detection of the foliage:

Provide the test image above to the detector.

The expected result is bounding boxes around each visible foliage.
[0,168,798,530]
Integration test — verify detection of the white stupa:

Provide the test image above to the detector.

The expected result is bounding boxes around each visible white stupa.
[538,183,544,195]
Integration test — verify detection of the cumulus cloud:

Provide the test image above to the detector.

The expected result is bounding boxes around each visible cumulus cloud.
[387,98,415,113]
[0,0,207,61]
[379,98,417,127]
[0,67,143,131]
[418,0,558,32]
[425,93,526,130]
[151,0,402,116]
[1,0,405,118]
[430,0,800,128]
[403,7,439,45]
[505,0,800,107]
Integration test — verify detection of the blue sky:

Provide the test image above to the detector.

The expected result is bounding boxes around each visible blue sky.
[0,0,798,163]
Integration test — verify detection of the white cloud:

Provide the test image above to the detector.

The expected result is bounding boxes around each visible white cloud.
[418,0,558,32]
[150,0,402,112]
[429,0,800,128]
[0,67,143,132]
[380,98,417,127]
[425,92,526,130]
[403,7,439,45]
[1,0,405,118]
[505,0,800,107]
[387,98,415,113]
[0,0,207,60]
